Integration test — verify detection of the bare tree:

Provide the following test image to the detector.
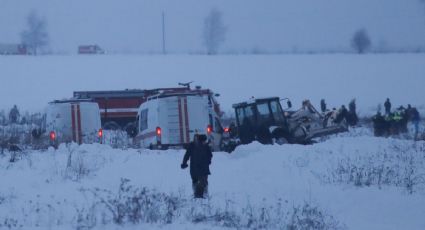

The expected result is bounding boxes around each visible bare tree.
[202,8,227,55]
[351,29,371,54]
[8,105,20,124]
[20,10,49,55]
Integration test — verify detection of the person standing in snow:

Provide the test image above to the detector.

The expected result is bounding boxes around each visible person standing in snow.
[410,107,421,140]
[347,99,359,126]
[320,99,327,113]
[398,107,409,133]
[181,134,213,198]
[334,105,348,124]
[372,111,386,137]
[389,110,403,135]
[384,98,391,115]
[406,104,413,118]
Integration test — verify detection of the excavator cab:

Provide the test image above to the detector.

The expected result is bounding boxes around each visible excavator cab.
[233,97,289,144]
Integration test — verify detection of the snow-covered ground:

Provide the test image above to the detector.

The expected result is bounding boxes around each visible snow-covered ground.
[1,129,424,229]
[1,53,424,229]
[1,54,424,116]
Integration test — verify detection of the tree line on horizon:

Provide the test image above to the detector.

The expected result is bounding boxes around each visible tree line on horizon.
[15,6,423,56]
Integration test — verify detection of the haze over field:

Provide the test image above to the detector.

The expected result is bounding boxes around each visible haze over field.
[0,54,424,114]
[0,0,424,53]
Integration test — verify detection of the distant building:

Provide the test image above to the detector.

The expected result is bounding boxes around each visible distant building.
[0,44,28,55]
[78,45,105,54]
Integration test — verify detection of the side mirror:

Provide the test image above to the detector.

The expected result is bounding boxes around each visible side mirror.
[287,100,292,109]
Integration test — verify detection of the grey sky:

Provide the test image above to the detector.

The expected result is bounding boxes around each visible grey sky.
[0,0,424,53]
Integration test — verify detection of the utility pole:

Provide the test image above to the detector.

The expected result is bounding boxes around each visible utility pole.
[162,11,166,54]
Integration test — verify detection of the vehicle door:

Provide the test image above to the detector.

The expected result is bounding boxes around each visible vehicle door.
[236,105,256,144]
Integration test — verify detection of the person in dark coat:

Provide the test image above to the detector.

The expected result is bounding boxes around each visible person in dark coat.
[228,122,237,138]
[372,111,387,137]
[389,111,403,135]
[406,104,413,118]
[347,99,359,126]
[384,98,391,115]
[399,107,409,133]
[320,99,327,113]
[334,105,348,124]
[181,134,213,198]
[410,107,421,140]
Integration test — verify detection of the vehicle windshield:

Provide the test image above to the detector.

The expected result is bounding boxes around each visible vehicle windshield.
[236,105,256,127]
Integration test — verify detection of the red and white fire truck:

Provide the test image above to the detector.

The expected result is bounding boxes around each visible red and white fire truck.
[73,86,223,136]
[78,45,104,54]
[0,44,28,55]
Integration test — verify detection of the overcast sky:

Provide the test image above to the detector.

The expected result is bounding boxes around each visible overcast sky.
[0,0,424,54]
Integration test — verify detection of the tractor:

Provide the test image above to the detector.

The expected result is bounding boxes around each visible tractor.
[221,97,348,152]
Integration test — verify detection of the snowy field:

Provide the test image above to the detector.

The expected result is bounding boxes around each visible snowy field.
[0,53,424,116]
[1,1,425,229]
[1,53,424,229]
[0,129,425,229]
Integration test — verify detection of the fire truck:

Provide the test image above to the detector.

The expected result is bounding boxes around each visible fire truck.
[73,85,223,136]
[0,44,28,55]
[78,45,104,54]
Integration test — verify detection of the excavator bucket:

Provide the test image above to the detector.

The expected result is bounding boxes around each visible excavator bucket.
[306,123,348,140]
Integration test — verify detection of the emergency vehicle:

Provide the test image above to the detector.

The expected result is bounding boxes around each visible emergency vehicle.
[73,85,223,137]
[40,100,103,147]
[78,45,104,54]
[0,44,28,55]
[134,90,224,151]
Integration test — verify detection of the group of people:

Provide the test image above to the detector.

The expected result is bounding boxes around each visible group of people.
[321,99,359,127]
[372,98,421,139]
[180,99,422,199]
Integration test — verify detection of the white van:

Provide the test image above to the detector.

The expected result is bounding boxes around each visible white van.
[134,93,224,151]
[40,100,103,147]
